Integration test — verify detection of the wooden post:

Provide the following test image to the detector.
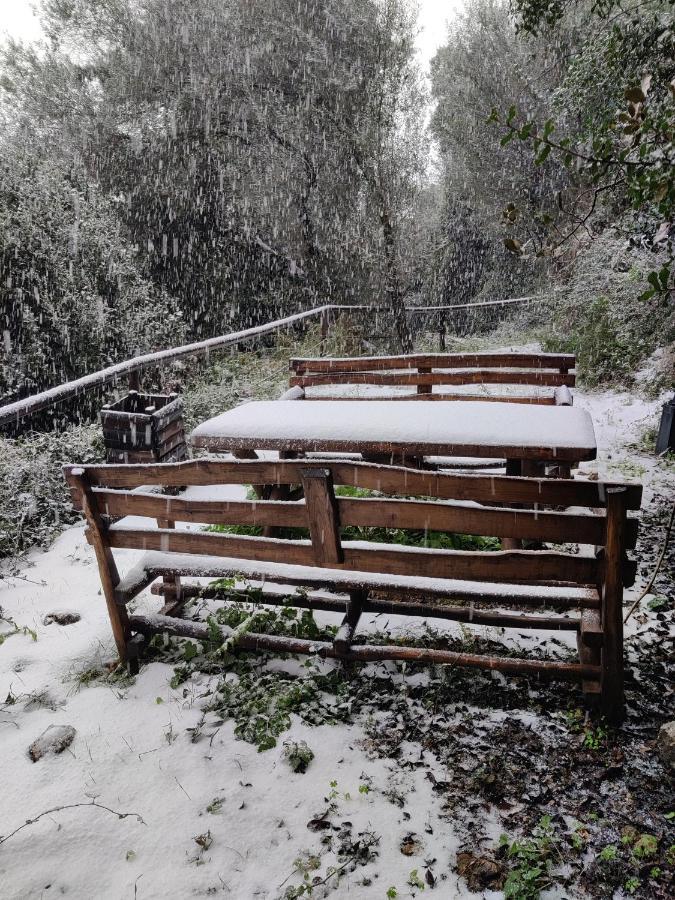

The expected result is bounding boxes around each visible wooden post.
[320,309,329,356]
[70,470,131,661]
[501,459,523,550]
[128,347,142,392]
[334,589,365,657]
[600,487,627,721]
[417,366,432,395]
[300,467,343,565]
[157,517,183,615]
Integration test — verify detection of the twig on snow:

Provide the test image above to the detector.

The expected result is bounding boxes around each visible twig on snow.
[624,501,675,623]
[0,801,147,847]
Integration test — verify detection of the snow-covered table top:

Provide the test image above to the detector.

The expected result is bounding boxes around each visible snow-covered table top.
[191,400,597,461]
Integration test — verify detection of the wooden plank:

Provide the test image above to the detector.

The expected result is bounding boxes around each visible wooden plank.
[93,490,308,527]
[577,609,602,697]
[289,353,577,373]
[128,613,599,681]
[92,489,636,547]
[599,488,627,721]
[64,461,643,509]
[300,468,343,565]
[138,558,600,609]
[337,496,614,546]
[579,608,603,648]
[302,393,556,404]
[290,371,575,388]
[101,526,600,584]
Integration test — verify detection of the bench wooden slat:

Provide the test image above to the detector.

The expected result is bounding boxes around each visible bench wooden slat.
[290,371,575,388]
[126,553,600,609]
[100,526,600,584]
[90,488,626,546]
[303,393,557,404]
[290,353,576,373]
[64,461,643,509]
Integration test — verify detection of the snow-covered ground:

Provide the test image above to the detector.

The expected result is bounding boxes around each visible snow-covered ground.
[0,385,672,900]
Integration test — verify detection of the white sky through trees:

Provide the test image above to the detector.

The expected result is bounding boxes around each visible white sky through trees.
[1,0,462,69]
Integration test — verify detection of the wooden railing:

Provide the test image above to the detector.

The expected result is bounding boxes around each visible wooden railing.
[0,295,548,428]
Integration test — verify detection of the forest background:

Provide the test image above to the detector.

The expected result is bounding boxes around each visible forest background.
[0,0,673,398]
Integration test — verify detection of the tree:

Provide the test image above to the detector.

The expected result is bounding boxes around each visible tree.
[491,0,673,298]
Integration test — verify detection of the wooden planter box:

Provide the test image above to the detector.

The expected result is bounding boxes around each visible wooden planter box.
[101,391,188,464]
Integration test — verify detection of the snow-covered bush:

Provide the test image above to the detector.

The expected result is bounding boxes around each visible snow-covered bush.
[0,424,102,561]
[540,234,675,387]
[0,139,186,401]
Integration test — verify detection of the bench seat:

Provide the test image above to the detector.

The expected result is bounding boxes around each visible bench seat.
[116,548,600,613]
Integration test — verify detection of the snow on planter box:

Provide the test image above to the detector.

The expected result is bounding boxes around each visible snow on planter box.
[100,390,187,464]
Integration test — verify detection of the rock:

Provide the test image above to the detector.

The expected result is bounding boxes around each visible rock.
[656,721,675,768]
[43,612,81,626]
[28,725,76,762]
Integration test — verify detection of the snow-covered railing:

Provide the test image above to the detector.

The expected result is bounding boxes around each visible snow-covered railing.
[0,295,547,427]
[0,305,340,428]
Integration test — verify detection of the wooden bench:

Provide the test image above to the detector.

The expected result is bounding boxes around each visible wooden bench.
[64,458,640,721]
[287,352,576,405]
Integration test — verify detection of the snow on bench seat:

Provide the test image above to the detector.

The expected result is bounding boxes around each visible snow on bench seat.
[116,549,600,610]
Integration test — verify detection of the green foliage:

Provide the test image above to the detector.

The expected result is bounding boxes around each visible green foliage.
[496,1,674,302]
[0,423,103,560]
[0,612,38,645]
[283,740,315,774]
[499,816,557,900]
[598,844,618,862]
[542,290,669,387]
[0,138,186,399]
[632,834,658,860]
[407,868,425,890]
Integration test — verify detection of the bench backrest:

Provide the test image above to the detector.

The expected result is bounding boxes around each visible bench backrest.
[289,353,576,404]
[65,458,638,592]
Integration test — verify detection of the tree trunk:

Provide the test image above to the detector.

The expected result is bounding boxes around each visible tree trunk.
[381,207,412,353]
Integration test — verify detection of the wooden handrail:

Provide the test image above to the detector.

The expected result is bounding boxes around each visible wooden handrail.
[0,295,549,427]
[0,305,336,428]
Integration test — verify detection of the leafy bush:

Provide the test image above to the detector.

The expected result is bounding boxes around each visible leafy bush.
[0,424,102,561]
[539,233,675,387]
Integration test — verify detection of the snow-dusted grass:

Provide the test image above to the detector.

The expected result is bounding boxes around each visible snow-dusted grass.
[1,371,673,898]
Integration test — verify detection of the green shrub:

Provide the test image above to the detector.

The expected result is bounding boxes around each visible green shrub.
[0,424,103,561]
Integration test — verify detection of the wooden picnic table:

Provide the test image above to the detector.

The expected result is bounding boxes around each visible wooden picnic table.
[190,399,597,469]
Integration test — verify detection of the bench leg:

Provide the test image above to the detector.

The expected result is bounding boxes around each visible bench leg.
[576,611,601,709]
[599,490,627,722]
[126,633,146,676]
